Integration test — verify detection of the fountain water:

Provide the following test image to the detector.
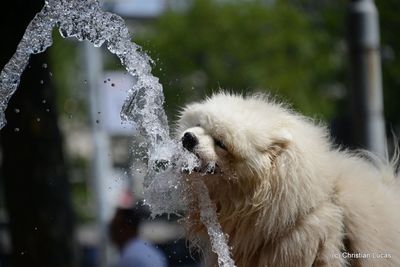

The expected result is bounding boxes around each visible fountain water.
[0,1,235,266]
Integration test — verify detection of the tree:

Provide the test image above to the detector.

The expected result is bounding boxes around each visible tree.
[136,0,345,122]
[0,1,75,267]
[375,0,400,131]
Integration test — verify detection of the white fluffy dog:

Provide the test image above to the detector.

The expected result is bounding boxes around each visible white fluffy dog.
[177,92,400,267]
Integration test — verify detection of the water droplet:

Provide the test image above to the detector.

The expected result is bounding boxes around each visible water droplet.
[14,108,20,113]
[107,78,111,81]
[40,80,44,84]
[111,83,115,87]
[36,118,41,122]
[104,80,107,83]
[42,63,48,69]
[60,28,68,37]
[96,120,99,124]
[42,99,46,104]
[46,109,50,112]
[14,128,20,132]
[49,72,53,77]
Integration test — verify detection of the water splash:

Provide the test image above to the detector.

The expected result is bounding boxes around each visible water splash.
[0,4,54,129]
[195,179,236,267]
[0,1,235,266]
[0,0,164,139]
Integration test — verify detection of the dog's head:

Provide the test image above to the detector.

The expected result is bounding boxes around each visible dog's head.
[177,92,332,249]
[177,93,297,181]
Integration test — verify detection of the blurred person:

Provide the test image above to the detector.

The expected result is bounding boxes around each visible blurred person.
[109,206,167,267]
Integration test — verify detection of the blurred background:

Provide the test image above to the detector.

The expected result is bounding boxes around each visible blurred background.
[0,0,399,266]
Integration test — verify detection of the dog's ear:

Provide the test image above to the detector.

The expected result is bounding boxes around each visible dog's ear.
[267,129,292,159]
[275,129,292,144]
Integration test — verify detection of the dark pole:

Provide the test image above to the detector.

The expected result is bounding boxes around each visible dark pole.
[347,0,386,158]
[0,1,75,266]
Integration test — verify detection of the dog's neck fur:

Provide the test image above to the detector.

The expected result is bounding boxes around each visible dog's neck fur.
[201,141,339,266]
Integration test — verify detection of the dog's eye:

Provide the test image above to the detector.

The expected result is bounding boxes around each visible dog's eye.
[214,138,226,150]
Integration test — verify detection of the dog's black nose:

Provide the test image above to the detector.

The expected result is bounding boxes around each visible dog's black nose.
[182,132,198,152]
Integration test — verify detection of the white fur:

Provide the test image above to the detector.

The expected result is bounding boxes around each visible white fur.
[177,92,400,267]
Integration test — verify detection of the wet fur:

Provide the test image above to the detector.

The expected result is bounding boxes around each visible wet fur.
[177,93,400,267]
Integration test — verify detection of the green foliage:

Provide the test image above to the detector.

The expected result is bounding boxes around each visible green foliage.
[376,0,400,129]
[49,31,87,120]
[136,0,344,121]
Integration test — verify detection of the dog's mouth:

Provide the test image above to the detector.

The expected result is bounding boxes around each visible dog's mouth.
[181,142,223,175]
[194,162,220,174]
[182,161,221,175]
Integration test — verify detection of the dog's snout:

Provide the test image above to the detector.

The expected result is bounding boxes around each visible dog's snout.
[182,132,198,152]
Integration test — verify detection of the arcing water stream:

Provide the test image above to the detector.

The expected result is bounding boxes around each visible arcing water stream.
[0,1,235,266]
